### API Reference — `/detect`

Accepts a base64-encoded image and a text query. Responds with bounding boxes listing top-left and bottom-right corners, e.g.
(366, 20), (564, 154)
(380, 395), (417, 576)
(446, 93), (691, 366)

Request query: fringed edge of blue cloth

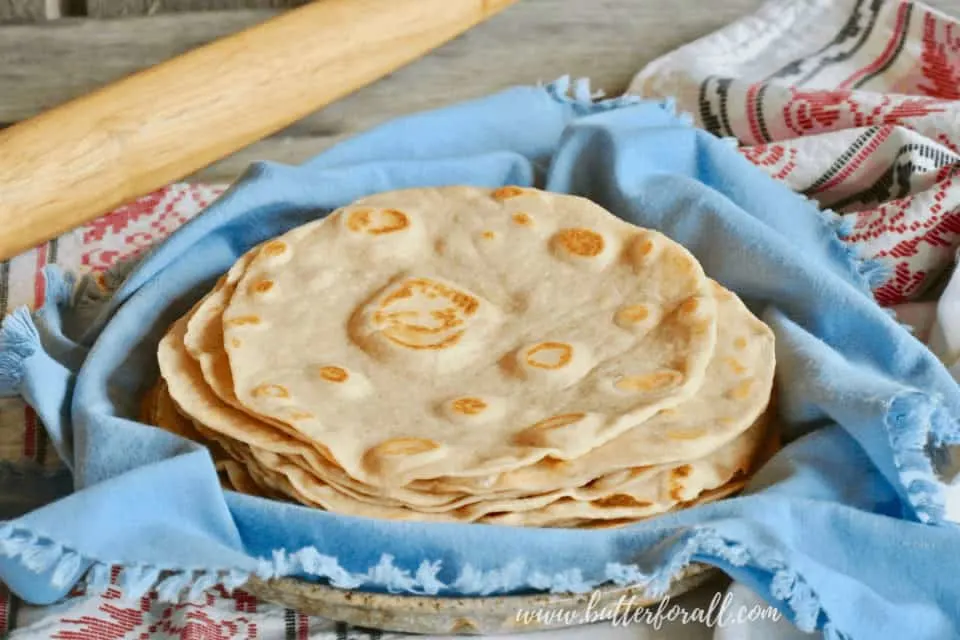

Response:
(543, 76), (659, 119)
(0, 265), (77, 396)
(887, 391), (958, 523)
(817, 207), (891, 290)
(0, 307), (39, 397)
(0, 521), (841, 635)
(818, 207), (912, 334)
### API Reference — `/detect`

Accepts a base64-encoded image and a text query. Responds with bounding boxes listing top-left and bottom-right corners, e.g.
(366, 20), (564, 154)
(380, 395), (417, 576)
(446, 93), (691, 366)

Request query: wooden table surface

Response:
(1, 0), (957, 183)
(0, 0), (776, 182)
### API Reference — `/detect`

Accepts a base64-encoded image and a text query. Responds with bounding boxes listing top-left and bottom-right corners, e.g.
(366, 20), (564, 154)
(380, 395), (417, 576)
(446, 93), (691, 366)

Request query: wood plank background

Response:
(85, 0), (306, 18)
(0, 0), (773, 181)
(2, 0), (958, 182)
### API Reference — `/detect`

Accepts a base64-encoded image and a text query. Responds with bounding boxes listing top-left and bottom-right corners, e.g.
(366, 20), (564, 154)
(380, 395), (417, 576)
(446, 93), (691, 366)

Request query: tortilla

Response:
(221, 186), (719, 485)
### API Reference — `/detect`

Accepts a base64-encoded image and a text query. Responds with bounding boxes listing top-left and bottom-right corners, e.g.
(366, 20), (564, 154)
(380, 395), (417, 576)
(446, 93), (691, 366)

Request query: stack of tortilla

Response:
(141, 186), (776, 528)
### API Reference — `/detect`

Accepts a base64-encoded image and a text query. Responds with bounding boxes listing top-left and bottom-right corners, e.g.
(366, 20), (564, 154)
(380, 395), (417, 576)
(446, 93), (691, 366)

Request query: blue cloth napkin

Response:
(2, 78), (960, 640)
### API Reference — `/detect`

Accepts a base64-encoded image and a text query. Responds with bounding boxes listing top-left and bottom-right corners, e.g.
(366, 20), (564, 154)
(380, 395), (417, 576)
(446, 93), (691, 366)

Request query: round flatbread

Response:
(221, 186), (719, 485)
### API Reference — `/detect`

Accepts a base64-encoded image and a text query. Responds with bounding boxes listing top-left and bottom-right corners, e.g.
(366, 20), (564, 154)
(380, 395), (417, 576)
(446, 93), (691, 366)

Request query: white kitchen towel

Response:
(631, 0), (960, 307)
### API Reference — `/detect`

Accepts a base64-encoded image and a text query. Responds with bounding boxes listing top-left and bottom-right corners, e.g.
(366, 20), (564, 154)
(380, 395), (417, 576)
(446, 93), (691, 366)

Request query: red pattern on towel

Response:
(634, 0), (960, 306)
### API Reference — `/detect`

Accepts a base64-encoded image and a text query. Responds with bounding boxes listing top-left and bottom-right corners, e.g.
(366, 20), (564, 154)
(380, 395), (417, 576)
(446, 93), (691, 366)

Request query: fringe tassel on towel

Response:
(154, 571), (195, 602)
(886, 392), (960, 524)
(546, 76), (641, 115)
(0, 265), (78, 397)
(0, 518), (848, 635)
(544, 76), (696, 129)
(0, 308), (41, 397)
(40, 266), (76, 311)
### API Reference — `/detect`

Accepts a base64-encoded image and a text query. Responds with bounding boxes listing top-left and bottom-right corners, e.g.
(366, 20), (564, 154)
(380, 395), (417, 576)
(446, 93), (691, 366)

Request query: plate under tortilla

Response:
(245, 563), (719, 635)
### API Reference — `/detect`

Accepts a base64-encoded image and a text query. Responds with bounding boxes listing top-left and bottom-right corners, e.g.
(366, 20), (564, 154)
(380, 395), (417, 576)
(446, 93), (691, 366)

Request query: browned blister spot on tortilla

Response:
(725, 358), (748, 375)
(262, 240), (287, 256)
(288, 410), (315, 421)
(482, 231), (496, 240)
(679, 297), (701, 315)
(369, 437), (441, 457)
(512, 212), (533, 226)
(669, 467), (693, 501)
(514, 413), (586, 446)
(615, 370), (684, 392)
(376, 210), (410, 235)
(226, 315), (261, 327)
(593, 494), (654, 509)
(346, 208), (410, 235)
(673, 465), (693, 478)
(616, 304), (650, 326)
(385, 329), (462, 350)
(553, 228), (605, 257)
(251, 383), (290, 399)
(373, 278), (480, 351)
(538, 456), (569, 470)
(533, 413), (585, 431)
(230, 338), (242, 348)
(491, 186), (525, 200)
(728, 379), (755, 400)
(318, 366), (349, 383)
(513, 212), (533, 227)
(251, 280), (274, 294)
(718, 417), (736, 427)
(451, 397), (487, 415)
(524, 342), (573, 370)
(734, 336), (749, 350)
(346, 209), (371, 232)
(628, 465), (654, 480)
(635, 238), (656, 258)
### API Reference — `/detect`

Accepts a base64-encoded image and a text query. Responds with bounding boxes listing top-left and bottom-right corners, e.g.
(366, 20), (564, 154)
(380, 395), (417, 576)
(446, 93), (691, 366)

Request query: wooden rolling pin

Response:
(0, 0), (519, 261)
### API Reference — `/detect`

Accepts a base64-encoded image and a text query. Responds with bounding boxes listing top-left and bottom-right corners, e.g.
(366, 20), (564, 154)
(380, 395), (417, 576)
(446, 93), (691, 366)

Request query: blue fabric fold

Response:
(1, 78), (959, 639)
